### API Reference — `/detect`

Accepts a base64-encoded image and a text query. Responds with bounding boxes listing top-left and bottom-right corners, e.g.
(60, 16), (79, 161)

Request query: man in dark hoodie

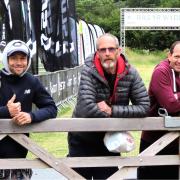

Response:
(67, 33), (150, 179)
(138, 41), (180, 179)
(0, 40), (57, 179)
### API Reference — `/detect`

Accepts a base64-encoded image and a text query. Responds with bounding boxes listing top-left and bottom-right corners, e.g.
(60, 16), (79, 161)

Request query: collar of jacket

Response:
(93, 53), (128, 103)
(93, 53), (126, 80)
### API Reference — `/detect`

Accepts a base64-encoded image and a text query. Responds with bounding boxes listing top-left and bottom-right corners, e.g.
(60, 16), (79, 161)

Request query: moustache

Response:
(104, 58), (113, 61)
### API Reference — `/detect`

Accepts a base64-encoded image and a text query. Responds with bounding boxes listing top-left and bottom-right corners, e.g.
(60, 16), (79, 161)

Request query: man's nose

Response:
(105, 49), (110, 55)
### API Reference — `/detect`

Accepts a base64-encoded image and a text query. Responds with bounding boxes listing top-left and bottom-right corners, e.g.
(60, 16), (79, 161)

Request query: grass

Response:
(27, 107), (73, 159)
(126, 47), (167, 88)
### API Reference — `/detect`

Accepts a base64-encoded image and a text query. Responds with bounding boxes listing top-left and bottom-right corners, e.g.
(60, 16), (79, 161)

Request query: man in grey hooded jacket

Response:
(68, 33), (150, 179)
(0, 40), (57, 179)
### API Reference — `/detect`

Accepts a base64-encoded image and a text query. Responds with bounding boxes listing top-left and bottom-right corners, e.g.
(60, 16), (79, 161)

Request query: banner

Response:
(37, 65), (82, 106)
(0, 0), (104, 73)
(124, 10), (180, 27)
(40, 0), (78, 71)
(0, 0), (78, 72)
(0, 0), (38, 74)
(94, 24), (104, 38)
(80, 20), (92, 61)
(0, 1), (7, 52)
(88, 24), (98, 53)
(77, 21), (84, 65)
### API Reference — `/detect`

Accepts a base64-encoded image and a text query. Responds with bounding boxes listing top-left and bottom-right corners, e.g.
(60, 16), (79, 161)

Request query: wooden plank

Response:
(9, 134), (84, 180)
(0, 155), (179, 169)
(0, 159), (49, 169)
(61, 155), (180, 167)
(109, 132), (180, 179)
(139, 132), (180, 156)
(0, 117), (179, 133)
(0, 134), (7, 140)
(108, 167), (135, 180)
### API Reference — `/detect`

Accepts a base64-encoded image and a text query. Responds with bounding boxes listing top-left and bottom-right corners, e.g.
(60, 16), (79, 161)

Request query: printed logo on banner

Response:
(41, 0), (53, 52)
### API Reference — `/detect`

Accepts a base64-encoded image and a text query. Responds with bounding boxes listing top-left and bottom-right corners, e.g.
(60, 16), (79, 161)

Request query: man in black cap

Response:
(0, 40), (57, 179)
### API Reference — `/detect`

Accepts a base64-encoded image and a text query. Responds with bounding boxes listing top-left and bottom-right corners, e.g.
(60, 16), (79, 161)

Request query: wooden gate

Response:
(0, 117), (179, 179)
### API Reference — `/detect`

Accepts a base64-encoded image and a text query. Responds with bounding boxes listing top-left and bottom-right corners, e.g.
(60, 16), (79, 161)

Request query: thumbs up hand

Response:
(7, 94), (21, 117)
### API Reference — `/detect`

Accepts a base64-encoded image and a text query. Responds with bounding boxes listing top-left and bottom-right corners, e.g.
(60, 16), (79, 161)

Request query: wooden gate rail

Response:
(0, 117), (180, 179)
(0, 155), (179, 168)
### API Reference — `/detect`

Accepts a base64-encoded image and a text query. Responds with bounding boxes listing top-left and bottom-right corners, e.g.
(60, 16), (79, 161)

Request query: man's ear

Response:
(118, 47), (122, 55)
(96, 52), (99, 58)
(168, 52), (172, 61)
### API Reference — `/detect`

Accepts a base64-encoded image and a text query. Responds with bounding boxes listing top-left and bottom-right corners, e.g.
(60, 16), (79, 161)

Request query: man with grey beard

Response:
(67, 33), (150, 179)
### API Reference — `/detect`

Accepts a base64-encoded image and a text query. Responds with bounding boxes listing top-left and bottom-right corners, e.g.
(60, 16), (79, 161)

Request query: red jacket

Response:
(142, 59), (180, 142)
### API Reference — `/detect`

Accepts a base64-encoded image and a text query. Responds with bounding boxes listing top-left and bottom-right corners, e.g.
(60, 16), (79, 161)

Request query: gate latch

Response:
(158, 108), (180, 128)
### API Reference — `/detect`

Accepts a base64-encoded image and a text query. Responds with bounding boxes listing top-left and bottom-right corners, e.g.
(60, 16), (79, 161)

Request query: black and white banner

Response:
(77, 20), (104, 64)
(0, 0), (78, 72)
(0, 0), (37, 74)
(40, 0), (78, 71)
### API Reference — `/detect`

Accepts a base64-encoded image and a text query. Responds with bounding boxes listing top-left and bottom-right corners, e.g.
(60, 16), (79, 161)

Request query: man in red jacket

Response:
(68, 33), (150, 179)
(138, 41), (180, 179)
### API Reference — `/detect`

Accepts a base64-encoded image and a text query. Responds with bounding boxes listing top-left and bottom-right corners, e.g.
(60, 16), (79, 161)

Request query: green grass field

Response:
(27, 108), (73, 159)
(126, 47), (167, 87)
(2, 48), (167, 158)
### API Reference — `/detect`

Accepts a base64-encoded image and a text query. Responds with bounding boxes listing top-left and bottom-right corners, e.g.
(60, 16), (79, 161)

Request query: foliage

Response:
(125, 47), (166, 87)
(76, 0), (120, 38)
(159, 0), (180, 7)
(27, 106), (73, 159)
(124, 0), (161, 7)
(126, 30), (180, 51)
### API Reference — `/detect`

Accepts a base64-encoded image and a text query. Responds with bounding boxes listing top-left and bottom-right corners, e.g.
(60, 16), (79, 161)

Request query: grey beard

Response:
(102, 61), (115, 69)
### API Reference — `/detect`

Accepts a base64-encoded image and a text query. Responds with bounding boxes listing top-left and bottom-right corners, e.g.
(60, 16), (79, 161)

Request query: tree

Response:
(76, 0), (120, 38)
(159, 0), (180, 7)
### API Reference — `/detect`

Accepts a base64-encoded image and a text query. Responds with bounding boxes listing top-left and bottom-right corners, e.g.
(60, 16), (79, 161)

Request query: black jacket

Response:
(0, 71), (57, 158)
(68, 53), (150, 156)
(0, 71), (57, 121)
